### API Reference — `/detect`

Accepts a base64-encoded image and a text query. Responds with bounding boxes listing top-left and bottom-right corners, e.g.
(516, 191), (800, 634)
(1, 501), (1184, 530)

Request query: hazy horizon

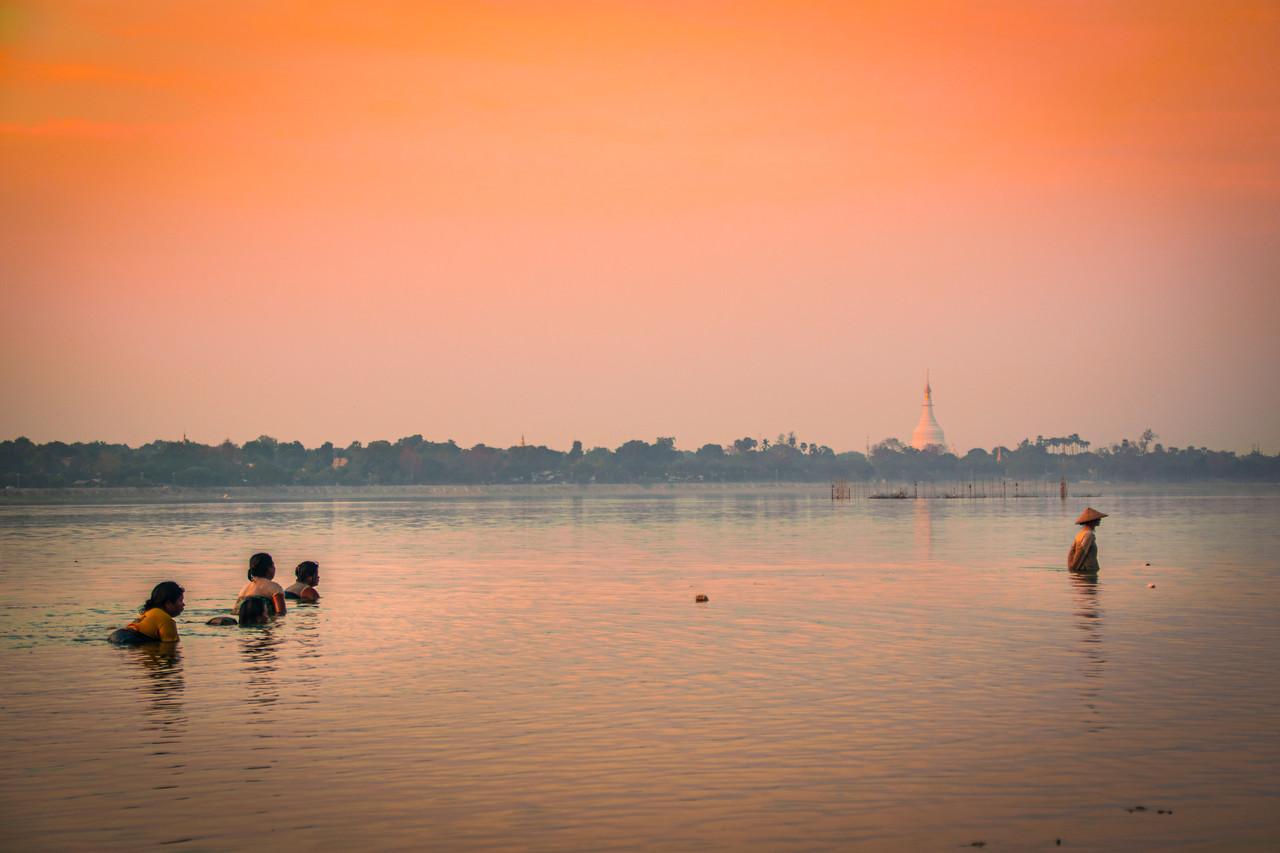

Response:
(0, 410), (1264, 458)
(3, 2), (1278, 454)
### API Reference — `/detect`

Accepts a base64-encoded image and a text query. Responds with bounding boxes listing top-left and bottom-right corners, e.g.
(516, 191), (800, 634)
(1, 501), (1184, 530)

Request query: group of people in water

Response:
(108, 506), (1105, 645)
(108, 552), (320, 645)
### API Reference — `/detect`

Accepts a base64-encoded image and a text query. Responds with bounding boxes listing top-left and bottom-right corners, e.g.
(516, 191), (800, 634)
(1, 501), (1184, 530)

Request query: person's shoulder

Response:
(137, 608), (174, 629)
(266, 580), (285, 594)
(301, 587), (320, 601)
(153, 608), (178, 634)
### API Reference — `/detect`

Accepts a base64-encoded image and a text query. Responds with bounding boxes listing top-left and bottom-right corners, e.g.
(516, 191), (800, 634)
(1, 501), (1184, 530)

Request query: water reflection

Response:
(1069, 573), (1107, 732)
(913, 498), (934, 562)
(123, 644), (187, 738)
(239, 625), (285, 713)
(290, 609), (324, 709)
(5, 490), (1278, 850)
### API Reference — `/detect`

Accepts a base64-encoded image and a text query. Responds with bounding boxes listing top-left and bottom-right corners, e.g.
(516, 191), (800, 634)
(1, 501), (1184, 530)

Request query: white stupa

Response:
(910, 372), (947, 451)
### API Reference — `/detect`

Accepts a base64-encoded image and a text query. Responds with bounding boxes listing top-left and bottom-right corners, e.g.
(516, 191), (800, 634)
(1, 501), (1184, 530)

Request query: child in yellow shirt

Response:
(109, 582), (185, 644)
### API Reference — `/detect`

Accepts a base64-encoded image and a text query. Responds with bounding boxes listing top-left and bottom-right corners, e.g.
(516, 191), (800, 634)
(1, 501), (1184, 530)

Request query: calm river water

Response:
(1, 486), (1277, 850)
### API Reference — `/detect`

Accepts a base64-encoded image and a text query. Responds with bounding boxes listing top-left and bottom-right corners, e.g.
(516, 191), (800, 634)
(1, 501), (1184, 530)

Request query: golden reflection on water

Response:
(0, 489), (1278, 850)
(239, 625), (284, 711)
(1069, 573), (1107, 733)
(125, 643), (186, 738)
(289, 605), (324, 711)
(913, 497), (933, 562)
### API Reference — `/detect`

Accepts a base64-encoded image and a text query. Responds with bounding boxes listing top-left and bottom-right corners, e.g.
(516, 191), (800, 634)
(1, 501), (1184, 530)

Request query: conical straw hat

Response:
(1075, 507), (1108, 524)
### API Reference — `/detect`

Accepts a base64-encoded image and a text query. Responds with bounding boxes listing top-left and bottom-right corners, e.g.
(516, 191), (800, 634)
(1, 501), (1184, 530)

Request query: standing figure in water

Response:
(109, 581), (185, 644)
(235, 552), (287, 617)
(1068, 507), (1108, 573)
(285, 561), (321, 602)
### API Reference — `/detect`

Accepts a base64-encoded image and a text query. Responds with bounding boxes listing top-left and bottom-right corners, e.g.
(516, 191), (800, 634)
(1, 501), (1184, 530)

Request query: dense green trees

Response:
(0, 430), (1275, 488)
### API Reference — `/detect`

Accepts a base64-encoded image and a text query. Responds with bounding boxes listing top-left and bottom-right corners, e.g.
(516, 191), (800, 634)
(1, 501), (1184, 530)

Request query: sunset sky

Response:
(3, 1), (1278, 453)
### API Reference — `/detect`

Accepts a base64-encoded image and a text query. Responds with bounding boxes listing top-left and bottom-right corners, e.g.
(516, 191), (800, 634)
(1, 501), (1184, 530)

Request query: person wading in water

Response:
(1068, 507), (1108, 573)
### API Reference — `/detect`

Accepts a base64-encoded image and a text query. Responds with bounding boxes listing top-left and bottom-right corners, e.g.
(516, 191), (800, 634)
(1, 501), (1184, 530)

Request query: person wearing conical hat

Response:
(1067, 507), (1108, 573)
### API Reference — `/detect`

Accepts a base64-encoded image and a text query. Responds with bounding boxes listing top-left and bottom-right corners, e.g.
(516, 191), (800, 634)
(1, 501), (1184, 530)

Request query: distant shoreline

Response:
(0, 483), (817, 506)
(2, 481), (1277, 506)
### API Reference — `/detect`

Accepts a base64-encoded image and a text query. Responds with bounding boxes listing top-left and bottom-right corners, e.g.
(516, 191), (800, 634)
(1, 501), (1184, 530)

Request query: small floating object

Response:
(1147, 583), (1156, 589)
(695, 594), (709, 603)
(206, 615), (238, 626)
(1056, 840), (1061, 846)
(969, 843), (986, 849)
(1145, 562), (1151, 566)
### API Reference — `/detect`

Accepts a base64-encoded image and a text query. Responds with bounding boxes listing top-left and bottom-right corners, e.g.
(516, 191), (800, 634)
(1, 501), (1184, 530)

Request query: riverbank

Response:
(0, 482), (831, 506)
(2, 480), (1277, 506)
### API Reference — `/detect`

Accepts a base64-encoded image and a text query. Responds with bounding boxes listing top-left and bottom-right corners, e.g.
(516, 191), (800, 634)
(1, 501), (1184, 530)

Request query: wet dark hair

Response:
(141, 581), (184, 613)
(237, 596), (271, 625)
(295, 561), (319, 583)
(247, 552), (275, 580)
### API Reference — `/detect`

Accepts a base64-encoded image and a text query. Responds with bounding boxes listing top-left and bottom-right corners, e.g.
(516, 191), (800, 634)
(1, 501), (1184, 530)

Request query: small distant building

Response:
(911, 372), (947, 451)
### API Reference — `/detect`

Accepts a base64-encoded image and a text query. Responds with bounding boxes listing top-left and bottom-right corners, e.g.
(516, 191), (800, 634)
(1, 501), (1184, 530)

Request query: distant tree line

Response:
(1, 429), (1276, 488)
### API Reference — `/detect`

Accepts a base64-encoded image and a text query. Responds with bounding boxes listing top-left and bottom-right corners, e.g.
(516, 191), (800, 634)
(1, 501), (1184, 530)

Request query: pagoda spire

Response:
(911, 370), (947, 451)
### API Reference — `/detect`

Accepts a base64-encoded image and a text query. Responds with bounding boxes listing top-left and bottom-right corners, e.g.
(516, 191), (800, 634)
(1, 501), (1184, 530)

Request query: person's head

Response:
(1084, 519), (1101, 529)
(237, 596), (271, 625)
(295, 561), (320, 586)
(247, 552), (275, 581)
(142, 581), (185, 616)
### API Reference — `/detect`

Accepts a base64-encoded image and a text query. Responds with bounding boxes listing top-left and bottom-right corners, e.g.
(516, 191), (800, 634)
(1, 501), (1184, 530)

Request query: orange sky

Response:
(3, 1), (1279, 452)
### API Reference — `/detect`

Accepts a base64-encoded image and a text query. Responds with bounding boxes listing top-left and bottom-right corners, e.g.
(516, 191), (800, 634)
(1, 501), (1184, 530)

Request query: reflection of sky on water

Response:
(240, 624), (284, 713)
(289, 605), (324, 712)
(1069, 572), (1107, 733)
(125, 643), (186, 739)
(913, 498), (933, 563)
(0, 488), (1277, 849)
